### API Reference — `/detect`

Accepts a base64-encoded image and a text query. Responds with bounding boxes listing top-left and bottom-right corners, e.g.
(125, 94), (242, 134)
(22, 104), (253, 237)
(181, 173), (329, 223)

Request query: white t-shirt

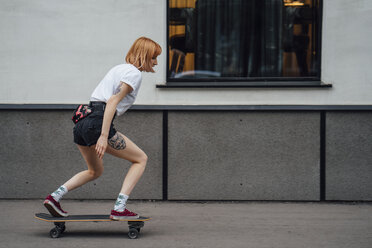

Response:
(90, 64), (142, 116)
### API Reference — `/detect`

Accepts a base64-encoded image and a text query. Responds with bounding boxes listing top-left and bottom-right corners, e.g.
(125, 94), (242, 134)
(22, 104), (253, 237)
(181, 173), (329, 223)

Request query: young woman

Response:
(44, 37), (161, 220)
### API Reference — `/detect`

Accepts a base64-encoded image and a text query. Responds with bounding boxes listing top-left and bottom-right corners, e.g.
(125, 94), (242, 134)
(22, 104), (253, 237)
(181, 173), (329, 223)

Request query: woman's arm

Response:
(95, 82), (133, 159)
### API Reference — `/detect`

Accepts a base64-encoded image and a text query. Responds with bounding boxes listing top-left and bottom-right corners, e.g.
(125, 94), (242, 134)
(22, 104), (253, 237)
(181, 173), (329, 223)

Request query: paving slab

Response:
(0, 200), (371, 248)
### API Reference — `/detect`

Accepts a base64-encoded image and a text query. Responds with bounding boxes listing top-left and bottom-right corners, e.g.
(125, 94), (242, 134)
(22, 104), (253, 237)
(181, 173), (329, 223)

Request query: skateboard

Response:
(34, 213), (151, 239)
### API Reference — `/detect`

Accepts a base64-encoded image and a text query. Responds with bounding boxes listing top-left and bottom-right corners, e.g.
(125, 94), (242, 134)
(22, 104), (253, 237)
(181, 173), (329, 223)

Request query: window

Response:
(166, 0), (325, 87)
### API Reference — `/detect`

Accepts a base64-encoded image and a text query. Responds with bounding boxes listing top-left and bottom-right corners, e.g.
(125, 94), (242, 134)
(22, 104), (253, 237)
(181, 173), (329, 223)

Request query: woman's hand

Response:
(95, 135), (108, 159)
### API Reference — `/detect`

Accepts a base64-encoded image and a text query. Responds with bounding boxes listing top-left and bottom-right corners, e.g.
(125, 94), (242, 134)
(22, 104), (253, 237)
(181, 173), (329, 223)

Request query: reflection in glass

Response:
(168, 0), (320, 80)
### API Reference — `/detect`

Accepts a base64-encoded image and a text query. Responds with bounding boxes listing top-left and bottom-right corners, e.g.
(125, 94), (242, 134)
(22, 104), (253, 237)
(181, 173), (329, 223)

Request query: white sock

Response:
(51, 185), (68, 202)
(114, 193), (129, 212)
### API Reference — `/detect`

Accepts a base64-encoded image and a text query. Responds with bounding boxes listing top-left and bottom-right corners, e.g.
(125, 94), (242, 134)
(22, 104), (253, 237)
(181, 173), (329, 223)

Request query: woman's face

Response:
(151, 56), (158, 68)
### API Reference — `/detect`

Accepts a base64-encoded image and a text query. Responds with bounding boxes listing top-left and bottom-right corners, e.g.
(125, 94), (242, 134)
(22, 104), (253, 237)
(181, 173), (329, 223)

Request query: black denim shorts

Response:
(73, 102), (117, 146)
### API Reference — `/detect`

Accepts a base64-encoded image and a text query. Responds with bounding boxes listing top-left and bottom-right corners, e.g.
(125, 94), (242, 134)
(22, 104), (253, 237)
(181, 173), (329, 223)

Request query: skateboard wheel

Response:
(50, 227), (61, 238)
(128, 228), (139, 239)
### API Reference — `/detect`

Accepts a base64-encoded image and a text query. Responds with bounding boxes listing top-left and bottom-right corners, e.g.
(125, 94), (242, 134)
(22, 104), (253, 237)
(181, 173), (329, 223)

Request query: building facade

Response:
(0, 0), (371, 201)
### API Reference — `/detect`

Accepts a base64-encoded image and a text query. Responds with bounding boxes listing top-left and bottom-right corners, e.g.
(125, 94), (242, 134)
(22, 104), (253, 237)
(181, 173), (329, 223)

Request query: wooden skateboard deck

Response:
(35, 213), (150, 239)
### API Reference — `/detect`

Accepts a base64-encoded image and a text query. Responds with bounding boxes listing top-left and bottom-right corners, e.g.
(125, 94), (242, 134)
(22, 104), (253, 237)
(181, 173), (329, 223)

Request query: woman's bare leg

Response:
(105, 132), (148, 196)
(63, 145), (104, 191)
(44, 145), (104, 217)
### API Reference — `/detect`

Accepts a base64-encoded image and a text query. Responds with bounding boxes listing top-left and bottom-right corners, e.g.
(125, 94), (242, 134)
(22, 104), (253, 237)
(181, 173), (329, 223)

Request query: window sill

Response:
(156, 81), (332, 88)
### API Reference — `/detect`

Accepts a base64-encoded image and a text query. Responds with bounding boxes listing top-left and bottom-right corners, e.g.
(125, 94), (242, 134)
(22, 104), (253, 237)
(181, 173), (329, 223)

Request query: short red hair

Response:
(125, 37), (162, 72)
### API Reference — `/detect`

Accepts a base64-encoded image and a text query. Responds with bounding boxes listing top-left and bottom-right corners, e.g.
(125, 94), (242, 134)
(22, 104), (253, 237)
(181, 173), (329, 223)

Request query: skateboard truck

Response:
(50, 222), (66, 238)
(128, 221), (145, 239)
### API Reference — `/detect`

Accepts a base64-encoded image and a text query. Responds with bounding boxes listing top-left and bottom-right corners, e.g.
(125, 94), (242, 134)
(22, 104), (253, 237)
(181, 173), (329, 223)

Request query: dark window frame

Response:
(160, 0), (330, 88)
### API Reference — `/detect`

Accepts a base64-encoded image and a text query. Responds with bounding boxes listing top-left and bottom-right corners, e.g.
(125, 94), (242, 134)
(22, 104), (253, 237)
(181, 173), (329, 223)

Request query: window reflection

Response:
(168, 0), (320, 80)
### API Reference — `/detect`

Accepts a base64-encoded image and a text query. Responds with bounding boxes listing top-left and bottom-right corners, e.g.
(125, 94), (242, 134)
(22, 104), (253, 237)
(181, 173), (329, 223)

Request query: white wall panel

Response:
(0, 0), (371, 105)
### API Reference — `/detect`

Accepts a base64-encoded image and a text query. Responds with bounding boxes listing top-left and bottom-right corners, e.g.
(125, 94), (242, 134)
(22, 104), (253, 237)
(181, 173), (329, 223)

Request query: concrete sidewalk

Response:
(0, 200), (371, 248)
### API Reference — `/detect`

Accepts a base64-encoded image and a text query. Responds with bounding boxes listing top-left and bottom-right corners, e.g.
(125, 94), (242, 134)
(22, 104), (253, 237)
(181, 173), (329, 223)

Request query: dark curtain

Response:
(195, 0), (283, 77)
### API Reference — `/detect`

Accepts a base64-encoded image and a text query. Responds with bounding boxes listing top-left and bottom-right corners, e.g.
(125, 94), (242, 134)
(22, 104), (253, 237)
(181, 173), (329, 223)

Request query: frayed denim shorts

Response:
(73, 102), (117, 146)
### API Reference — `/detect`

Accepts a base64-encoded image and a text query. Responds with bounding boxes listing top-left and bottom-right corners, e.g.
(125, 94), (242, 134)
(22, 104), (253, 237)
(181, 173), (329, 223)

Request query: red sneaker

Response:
(110, 209), (139, 220)
(43, 195), (68, 217)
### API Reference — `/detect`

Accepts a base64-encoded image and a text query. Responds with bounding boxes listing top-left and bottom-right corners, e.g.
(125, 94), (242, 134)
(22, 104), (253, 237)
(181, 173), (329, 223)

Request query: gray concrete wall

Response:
(0, 110), (163, 200)
(1, 110), (372, 201)
(168, 111), (320, 200)
(326, 112), (372, 200)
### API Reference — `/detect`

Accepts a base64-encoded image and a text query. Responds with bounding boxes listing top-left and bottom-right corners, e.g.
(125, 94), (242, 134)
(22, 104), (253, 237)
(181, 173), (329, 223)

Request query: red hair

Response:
(125, 37), (162, 72)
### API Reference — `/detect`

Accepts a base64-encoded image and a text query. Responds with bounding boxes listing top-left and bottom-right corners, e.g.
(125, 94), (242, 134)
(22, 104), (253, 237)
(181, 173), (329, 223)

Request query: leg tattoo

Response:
(108, 132), (126, 150)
